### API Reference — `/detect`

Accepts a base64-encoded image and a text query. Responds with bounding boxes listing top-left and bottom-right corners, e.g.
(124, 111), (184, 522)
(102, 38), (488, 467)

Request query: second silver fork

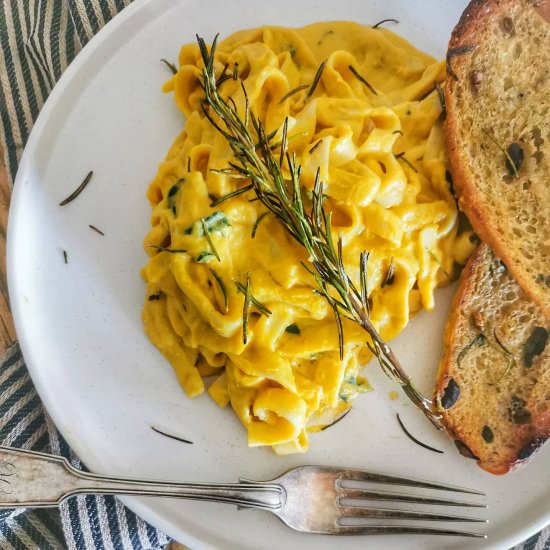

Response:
(0, 445), (487, 538)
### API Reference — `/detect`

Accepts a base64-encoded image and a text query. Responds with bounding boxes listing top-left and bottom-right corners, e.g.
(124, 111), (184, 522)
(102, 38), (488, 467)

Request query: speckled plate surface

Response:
(7, 0), (549, 548)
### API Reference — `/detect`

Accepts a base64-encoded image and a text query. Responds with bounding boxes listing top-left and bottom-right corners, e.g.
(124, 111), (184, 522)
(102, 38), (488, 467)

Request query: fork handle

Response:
(0, 446), (282, 510)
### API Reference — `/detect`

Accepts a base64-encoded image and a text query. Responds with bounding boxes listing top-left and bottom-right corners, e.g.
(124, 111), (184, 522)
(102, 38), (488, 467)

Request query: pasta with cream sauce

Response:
(141, 22), (474, 454)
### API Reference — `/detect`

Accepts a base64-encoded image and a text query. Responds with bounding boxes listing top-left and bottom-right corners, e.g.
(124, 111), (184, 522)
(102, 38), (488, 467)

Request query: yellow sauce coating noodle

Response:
(142, 22), (474, 454)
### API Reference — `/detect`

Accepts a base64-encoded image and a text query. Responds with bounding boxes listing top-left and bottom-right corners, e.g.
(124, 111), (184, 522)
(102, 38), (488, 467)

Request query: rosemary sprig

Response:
(196, 34), (444, 429)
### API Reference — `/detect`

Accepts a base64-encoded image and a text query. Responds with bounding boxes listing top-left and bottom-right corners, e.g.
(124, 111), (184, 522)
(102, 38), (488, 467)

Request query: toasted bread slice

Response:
(436, 244), (550, 475)
(445, 0), (550, 315)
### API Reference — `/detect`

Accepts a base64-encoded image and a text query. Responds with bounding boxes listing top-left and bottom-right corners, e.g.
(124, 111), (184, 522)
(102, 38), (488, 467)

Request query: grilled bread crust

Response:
(445, 0), (550, 315)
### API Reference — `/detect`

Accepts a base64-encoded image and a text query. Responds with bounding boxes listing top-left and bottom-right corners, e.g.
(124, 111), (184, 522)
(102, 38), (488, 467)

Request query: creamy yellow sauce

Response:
(141, 22), (474, 454)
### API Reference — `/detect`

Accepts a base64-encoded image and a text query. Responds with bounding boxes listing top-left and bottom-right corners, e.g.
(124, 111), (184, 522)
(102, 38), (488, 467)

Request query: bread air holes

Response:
(512, 227), (523, 239)
(503, 76), (514, 92)
(520, 247), (534, 260)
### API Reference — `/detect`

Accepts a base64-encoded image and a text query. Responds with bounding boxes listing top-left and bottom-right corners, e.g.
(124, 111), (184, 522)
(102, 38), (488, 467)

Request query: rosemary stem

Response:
(347, 292), (444, 429)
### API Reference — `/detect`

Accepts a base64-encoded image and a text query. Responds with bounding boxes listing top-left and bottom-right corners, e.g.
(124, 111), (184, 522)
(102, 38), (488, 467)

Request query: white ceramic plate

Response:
(7, 0), (550, 548)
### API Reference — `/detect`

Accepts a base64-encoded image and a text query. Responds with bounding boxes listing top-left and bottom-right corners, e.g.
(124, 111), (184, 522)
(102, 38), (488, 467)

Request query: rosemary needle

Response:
(396, 414), (443, 454)
(348, 65), (378, 95)
(151, 426), (193, 445)
(88, 224), (104, 236)
(59, 171), (93, 206)
(201, 218), (221, 261)
(160, 59), (177, 75)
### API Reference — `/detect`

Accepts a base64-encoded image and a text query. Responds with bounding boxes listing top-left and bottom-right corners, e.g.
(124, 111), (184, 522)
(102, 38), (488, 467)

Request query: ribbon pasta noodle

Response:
(142, 22), (474, 454)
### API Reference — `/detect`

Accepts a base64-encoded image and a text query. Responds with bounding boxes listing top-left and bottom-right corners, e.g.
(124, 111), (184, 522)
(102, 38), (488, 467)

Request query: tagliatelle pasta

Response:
(141, 21), (474, 454)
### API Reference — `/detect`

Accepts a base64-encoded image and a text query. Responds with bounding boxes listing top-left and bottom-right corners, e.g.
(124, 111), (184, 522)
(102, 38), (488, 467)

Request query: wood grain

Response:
(0, 145), (17, 355)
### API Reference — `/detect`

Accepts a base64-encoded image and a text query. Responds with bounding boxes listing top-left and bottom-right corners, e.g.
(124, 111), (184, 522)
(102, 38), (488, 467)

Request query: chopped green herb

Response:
(195, 251), (214, 263)
(184, 211), (231, 235)
(63, 250), (68, 264)
(167, 178), (184, 215)
(285, 324), (301, 335)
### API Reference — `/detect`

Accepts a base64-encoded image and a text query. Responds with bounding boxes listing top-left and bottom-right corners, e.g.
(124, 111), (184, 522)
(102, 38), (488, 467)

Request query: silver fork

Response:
(0, 445), (487, 538)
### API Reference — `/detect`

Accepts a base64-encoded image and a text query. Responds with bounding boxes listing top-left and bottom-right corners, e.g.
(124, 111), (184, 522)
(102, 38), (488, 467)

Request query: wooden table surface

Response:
(0, 143), (188, 548)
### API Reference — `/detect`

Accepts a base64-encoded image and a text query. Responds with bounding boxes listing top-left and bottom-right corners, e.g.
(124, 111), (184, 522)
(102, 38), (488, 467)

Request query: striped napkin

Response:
(0, 1), (548, 549)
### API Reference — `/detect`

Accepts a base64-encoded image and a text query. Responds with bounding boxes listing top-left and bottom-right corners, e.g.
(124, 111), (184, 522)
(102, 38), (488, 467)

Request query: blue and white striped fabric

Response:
(0, 344), (171, 549)
(0, 1), (548, 549)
